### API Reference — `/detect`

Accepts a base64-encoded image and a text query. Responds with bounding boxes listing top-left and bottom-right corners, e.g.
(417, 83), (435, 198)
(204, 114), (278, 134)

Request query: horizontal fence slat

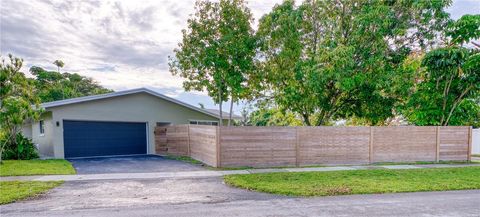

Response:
(155, 125), (471, 168)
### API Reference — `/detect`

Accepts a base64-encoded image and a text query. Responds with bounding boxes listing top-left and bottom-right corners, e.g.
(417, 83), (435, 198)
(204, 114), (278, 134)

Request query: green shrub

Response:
(2, 133), (39, 160)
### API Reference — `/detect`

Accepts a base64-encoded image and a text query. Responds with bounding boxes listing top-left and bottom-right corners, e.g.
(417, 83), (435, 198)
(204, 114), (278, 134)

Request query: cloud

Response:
(0, 0), (475, 112)
(446, 0), (480, 19)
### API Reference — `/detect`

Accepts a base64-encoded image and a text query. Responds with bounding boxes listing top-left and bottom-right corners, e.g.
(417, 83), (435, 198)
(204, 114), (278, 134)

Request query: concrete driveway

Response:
(69, 155), (206, 174)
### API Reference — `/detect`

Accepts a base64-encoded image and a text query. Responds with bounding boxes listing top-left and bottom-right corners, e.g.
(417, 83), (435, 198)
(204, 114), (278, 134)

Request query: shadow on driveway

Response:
(68, 155), (206, 174)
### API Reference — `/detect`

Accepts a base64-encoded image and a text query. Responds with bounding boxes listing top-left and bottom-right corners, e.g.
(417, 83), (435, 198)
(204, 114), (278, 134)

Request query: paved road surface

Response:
(1, 177), (479, 217)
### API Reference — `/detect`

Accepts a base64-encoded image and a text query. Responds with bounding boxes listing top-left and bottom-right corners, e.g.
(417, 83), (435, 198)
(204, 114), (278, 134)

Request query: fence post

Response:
(436, 126), (440, 162)
(187, 125), (191, 156)
(295, 127), (300, 167)
(216, 126), (221, 168)
(468, 126), (473, 162)
(369, 126), (373, 164)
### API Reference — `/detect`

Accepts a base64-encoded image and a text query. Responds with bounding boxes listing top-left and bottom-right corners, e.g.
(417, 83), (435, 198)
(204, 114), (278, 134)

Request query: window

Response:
(189, 120), (218, 126)
(156, 122), (171, 127)
(39, 120), (45, 135)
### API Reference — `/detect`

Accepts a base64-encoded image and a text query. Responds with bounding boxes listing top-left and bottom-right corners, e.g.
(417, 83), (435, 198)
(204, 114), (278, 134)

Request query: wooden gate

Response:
(154, 127), (168, 154)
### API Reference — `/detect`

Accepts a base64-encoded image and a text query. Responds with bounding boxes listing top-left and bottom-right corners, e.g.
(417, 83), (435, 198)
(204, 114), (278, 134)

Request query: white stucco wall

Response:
(473, 129), (480, 155)
(31, 112), (55, 157)
(34, 92), (218, 158)
(21, 123), (33, 139)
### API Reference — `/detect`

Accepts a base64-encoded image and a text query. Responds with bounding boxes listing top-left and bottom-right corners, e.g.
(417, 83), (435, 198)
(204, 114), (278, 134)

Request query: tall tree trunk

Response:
(228, 95), (234, 126)
(0, 147), (3, 163)
(302, 113), (311, 126)
(316, 118), (325, 126)
(0, 141), (5, 163)
(444, 85), (473, 126)
(58, 67), (65, 100)
(218, 84), (223, 126)
(440, 74), (454, 125)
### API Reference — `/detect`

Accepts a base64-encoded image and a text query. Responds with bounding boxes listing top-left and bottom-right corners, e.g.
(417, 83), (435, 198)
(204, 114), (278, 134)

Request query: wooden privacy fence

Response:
(155, 125), (218, 166)
(155, 125), (473, 168)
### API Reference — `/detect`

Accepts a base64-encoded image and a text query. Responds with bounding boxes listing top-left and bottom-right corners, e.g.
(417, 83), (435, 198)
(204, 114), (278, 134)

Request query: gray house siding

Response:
(31, 112), (55, 157)
(35, 92), (218, 158)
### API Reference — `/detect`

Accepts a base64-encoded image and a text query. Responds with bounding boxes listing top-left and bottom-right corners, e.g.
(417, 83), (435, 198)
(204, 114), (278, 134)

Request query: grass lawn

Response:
(0, 181), (63, 204)
(164, 155), (253, 170)
(371, 160), (480, 165)
(224, 166), (480, 197)
(0, 160), (76, 176)
(164, 155), (204, 165)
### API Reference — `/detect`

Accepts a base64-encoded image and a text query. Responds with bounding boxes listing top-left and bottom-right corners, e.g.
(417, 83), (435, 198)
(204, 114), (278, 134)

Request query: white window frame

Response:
(39, 120), (45, 136)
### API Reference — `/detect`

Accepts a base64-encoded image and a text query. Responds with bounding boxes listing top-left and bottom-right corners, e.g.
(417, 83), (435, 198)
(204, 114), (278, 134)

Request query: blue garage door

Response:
(63, 120), (147, 158)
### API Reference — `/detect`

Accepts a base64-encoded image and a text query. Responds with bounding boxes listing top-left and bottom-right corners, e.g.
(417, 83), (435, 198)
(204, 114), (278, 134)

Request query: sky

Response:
(1, 0), (479, 113)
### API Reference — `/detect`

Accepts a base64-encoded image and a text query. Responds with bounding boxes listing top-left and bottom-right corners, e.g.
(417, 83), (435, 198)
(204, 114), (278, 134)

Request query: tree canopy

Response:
(169, 0), (256, 125)
(401, 14), (480, 127)
(29, 66), (112, 103)
(0, 55), (41, 162)
(171, 0), (478, 127)
(254, 0), (452, 126)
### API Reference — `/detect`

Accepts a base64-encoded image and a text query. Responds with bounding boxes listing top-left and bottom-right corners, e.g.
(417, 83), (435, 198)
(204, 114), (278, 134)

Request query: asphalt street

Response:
(1, 177), (479, 217)
(2, 156), (479, 217)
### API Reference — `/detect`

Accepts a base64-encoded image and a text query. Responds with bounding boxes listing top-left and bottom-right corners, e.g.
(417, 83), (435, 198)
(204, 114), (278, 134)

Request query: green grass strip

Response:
(224, 166), (480, 196)
(0, 160), (76, 176)
(0, 181), (63, 204)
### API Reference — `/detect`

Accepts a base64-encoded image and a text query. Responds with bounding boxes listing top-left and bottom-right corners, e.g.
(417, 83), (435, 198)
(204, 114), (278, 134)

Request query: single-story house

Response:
(22, 88), (240, 159)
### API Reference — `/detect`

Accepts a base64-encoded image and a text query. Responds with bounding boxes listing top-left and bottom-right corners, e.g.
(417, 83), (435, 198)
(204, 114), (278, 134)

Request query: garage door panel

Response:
(64, 120), (147, 158)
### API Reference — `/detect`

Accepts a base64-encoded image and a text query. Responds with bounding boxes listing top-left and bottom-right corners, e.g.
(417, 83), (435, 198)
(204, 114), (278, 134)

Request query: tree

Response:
(403, 48), (479, 126)
(401, 15), (480, 126)
(256, 0), (451, 126)
(238, 101), (303, 126)
(0, 54), (41, 163)
(247, 104), (303, 126)
(447, 14), (480, 47)
(29, 66), (112, 103)
(52, 60), (64, 73)
(169, 0), (256, 126)
(255, 1), (314, 125)
(52, 60), (65, 99)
